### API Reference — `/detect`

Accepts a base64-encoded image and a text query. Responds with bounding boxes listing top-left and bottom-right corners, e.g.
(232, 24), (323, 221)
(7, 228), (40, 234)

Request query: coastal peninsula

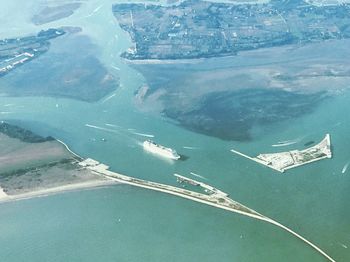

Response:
(0, 29), (65, 77)
(0, 29), (119, 102)
(0, 122), (115, 201)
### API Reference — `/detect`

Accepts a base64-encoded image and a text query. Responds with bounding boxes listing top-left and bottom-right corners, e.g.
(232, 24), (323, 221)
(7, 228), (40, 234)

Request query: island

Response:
(113, 0), (350, 60)
(231, 134), (332, 172)
(0, 29), (65, 77)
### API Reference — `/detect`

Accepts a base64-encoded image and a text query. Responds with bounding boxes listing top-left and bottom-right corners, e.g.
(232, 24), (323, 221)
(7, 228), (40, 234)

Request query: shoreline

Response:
(0, 179), (118, 204)
(0, 186), (8, 200)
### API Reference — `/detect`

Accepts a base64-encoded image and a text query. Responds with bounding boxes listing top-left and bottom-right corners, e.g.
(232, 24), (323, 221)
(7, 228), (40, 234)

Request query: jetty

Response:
(79, 158), (336, 262)
(231, 134), (332, 173)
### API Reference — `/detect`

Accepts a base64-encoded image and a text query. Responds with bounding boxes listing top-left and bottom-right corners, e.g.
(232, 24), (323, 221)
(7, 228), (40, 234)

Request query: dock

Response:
(174, 173), (228, 197)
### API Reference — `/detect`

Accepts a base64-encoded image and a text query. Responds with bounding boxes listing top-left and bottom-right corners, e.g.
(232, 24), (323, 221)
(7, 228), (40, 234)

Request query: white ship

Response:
(143, 140), (180, 160)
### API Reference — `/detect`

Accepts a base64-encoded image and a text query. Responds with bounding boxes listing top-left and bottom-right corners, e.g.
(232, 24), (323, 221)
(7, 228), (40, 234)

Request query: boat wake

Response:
(105, 123), (119, 128)
(85, 4), (104, 17)
(339, 243), (348, 249)
(86, 123), (143, 146)
(272, 138), (301, 147)
(93, 4), (103, 13)
(342, 162), (349, 174)
(183, 146), (198, 150)
(85, 124), (119, 134)
(101, 93), (116, 103)
(131, 132), (155, 138)
(111, 65), (120, 71)
(190, 172), (207, 180)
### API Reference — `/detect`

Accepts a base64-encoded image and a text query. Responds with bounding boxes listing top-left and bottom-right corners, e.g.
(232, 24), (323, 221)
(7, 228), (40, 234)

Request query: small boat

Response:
(342, 162), (349, 174)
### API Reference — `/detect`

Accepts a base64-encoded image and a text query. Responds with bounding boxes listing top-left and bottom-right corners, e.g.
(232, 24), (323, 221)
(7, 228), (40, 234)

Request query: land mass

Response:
(0, 29), (119, 102)
(0, 123), (336, 262)
(0, 28), (65, 77)
(113, 0), (350, 60)
(231, 134), (332, 172)
(0, 122), (54, 143)
(114, 0), (349, 141)
(0, 122), (114, 198)
(32, 2), (81, 25)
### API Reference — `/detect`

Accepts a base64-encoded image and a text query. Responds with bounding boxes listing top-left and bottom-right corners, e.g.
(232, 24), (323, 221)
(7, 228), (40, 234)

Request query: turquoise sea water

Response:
(0, 1), (349, 261)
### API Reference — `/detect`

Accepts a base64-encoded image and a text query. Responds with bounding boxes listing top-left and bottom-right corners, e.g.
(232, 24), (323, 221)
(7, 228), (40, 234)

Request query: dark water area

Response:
(304, 141), (315, 147)
(131, 40), (350, 141)
(0, 34), (118, 102)
(164, 89), (326, 141)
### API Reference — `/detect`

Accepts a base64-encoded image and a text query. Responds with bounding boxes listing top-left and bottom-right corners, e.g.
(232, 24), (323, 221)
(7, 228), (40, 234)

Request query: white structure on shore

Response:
(231, 134), (332, 173)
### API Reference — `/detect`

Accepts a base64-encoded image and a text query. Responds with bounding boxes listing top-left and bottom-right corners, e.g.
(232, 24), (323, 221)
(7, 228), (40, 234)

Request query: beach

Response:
(0, 179), (118, 204)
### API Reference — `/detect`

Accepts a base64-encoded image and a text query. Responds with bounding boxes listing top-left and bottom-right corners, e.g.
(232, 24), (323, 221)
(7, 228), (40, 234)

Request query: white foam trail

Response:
(105, 123), (119, 128)
(0, 111), (13, 114)
(339, 243), (348, 249)
(342, 162), (349, 174)
(86, 124), (141, 145)
(183, 146), (198, 150)
(111, 65), (120, 71)
(127, 128), (136, 131)
(131, 132), (154, 138)
(85, 4), (104, 17)
(272, 137), (304, 147)
(278, 139), (294, 143)
(93, 5), (103, 13)
(101, 93), (116, 103)
(3, 104), (14, 107)
(85, 124), (119, 134)
(190, 172), (207, 180)
(272, 141), (298, 147)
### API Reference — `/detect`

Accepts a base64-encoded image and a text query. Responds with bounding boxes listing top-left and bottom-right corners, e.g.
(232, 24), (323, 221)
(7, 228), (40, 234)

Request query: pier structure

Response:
(231, 134), (332, 173)
(174, 173), (228, 197)
(79, 158), (336, 262)
(0, 52), (35, 75)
